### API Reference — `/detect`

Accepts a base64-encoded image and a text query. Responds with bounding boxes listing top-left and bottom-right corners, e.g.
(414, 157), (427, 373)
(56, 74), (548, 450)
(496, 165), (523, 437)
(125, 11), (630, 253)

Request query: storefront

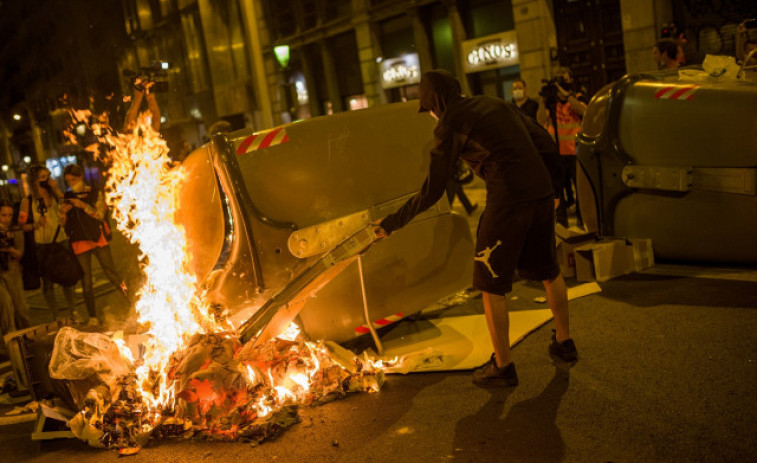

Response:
(379, 53), (421, 103)
(462, 30), (521, 100)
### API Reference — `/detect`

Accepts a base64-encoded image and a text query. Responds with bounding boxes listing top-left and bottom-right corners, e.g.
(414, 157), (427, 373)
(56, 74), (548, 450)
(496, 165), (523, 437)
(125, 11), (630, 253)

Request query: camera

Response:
(123, 60), (170, 93)
(539, 76), (568, 100)
(0, 231), (17, 271)
(37, 202), (48, 216)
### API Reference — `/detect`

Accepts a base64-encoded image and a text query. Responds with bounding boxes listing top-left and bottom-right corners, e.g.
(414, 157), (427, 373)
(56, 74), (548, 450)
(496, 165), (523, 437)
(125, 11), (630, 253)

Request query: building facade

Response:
(2, 0), (754, 193)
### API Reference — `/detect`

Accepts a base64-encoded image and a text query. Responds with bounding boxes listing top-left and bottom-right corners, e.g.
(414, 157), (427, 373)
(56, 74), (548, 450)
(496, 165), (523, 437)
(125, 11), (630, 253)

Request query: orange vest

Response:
(546, 100), (582, 155)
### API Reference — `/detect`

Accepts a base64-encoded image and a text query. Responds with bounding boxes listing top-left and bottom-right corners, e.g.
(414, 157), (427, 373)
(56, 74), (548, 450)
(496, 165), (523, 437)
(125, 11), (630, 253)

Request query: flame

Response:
(86, 111), (228, 411)
(64, 109), (386, 448)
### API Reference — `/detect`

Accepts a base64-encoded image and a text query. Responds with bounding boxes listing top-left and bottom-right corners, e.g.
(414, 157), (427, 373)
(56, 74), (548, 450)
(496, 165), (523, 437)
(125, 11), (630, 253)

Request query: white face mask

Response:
(512, 89), (525, 100)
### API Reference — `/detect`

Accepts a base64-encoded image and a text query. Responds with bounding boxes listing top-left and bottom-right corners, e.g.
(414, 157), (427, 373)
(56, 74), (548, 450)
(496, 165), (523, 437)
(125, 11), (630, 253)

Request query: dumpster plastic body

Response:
(577, 69), (757, 263)
(176, 102), (474, 343)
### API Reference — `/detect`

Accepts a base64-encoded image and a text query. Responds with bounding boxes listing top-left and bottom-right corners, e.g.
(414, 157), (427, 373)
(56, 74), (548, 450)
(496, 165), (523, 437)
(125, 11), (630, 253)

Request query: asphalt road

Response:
(2, 183), (756, 462)
(2, 263), (756, 462)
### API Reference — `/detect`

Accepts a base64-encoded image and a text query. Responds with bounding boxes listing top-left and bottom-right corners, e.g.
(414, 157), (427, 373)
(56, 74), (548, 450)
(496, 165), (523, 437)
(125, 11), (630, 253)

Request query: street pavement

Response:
(2, 181), (756, 462)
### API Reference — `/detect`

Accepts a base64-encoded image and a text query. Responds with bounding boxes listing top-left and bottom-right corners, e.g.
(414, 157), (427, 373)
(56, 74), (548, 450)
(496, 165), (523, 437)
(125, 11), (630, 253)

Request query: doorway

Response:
(553, 0), (626, 96)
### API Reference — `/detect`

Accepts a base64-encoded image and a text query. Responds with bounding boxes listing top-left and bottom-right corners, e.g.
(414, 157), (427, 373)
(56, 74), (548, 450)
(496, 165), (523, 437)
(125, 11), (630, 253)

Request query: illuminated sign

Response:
(380, 54), (420, 89)
(461, 30), (519, 73)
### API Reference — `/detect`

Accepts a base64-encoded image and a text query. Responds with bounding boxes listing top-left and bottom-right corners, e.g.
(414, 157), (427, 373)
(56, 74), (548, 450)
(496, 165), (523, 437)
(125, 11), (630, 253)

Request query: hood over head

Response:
(418, 69), (463, 116)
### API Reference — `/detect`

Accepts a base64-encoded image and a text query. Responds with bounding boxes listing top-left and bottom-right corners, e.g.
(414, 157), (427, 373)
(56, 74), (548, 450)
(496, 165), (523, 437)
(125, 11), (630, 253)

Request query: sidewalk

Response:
(24, 232), (141, 327)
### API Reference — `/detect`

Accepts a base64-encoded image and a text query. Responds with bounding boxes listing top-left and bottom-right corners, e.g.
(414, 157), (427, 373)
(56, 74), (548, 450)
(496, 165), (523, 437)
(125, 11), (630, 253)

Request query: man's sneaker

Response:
(549, 329), (578, 362)
(473, 354), (518, 387)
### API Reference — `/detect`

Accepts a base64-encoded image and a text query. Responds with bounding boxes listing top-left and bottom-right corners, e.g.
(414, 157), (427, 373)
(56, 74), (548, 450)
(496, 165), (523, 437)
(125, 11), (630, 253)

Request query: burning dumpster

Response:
(177, 101), (474, 342)
(577, 70), (757, 263)
(35, 101), (473, 450)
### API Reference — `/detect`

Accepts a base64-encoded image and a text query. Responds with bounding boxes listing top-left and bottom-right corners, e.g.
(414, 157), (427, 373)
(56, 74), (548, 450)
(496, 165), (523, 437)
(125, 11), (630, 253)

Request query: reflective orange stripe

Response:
(555, 101), (581, 155)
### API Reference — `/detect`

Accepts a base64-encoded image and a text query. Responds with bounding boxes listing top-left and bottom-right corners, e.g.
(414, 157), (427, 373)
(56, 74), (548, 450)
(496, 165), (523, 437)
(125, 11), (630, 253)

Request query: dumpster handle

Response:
(737, 48), (757, 79)
(357, 254), (383, 355)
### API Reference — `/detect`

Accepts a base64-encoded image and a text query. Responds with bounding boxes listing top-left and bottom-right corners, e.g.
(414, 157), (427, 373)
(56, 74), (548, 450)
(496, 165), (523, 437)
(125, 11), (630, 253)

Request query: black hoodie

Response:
(381, 70), (556, 234)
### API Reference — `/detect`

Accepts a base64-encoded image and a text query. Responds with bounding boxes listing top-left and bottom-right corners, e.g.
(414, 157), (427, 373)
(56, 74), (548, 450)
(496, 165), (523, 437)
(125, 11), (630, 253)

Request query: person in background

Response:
(445, 160), (478, 216)
(0, 199), (29, 339)
(537, 67), (588, 228)
(375, 70), (577, 388)
(59, 164), (128, 325)
(512, 79), (538, 120)
(660, 22), (687, 67)
(653, 39), (680, 71)
(18, 166), (79, 321)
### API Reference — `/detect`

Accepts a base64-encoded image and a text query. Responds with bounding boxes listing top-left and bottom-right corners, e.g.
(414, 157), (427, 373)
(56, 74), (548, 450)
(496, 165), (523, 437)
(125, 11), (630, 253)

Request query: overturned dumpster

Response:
(178, 100), (474, 341)
(577, 69), (757, 263)
(36, 101), (473, 450)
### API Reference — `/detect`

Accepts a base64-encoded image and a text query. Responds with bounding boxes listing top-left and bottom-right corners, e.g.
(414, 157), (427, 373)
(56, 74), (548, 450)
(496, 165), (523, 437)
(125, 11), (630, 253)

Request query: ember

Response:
(53, 111), (386, 450)
(63, 332), (383, 449)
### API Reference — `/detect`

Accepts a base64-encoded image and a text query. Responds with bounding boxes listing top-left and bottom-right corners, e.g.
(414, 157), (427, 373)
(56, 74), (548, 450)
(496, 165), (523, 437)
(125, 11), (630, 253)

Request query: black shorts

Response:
(472, 197), (560, 295)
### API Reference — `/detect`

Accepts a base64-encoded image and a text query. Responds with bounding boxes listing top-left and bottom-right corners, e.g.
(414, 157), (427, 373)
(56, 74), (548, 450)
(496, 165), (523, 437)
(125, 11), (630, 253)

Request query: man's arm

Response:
(556, 83), (587, 117)
(146, 91), (161, 132)
(536, 98), (550, 126)
(380, 124), (461, 234)
(123, 89), (144, 131)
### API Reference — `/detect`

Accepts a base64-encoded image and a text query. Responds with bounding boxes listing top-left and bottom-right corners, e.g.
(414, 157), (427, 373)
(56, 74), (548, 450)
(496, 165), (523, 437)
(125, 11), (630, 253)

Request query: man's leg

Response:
(543, 273), (570, 342)
(482, 291), (511, 367)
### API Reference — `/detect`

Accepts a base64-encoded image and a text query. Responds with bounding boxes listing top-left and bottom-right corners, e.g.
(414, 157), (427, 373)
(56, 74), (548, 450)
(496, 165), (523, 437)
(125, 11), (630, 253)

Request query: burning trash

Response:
(51, 111), (386, 451)
(54, 328), (384, 450)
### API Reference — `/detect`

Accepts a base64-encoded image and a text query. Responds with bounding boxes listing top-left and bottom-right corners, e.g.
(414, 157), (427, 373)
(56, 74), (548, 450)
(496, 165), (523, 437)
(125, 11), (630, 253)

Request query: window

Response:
(181, 8), (210, 92)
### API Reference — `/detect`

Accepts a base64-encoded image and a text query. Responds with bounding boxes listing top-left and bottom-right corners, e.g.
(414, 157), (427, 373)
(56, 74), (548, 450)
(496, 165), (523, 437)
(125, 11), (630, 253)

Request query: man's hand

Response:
(371, 220), (389, 240)
(59, 202), (73, 214)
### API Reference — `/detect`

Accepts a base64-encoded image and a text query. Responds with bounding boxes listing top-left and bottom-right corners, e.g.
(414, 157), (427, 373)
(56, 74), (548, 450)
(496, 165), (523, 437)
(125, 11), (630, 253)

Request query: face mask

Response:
(512, 89), (524, 100)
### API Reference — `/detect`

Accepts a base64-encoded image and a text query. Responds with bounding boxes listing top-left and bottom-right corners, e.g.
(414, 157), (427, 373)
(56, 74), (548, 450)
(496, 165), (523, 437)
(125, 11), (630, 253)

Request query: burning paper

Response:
(56, 111), (386, 451)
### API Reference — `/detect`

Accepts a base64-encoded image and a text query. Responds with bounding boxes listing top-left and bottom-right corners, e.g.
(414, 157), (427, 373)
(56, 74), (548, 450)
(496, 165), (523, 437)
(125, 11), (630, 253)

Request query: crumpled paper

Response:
(679, 54), (743, 82)
(49, 327), (133, 383)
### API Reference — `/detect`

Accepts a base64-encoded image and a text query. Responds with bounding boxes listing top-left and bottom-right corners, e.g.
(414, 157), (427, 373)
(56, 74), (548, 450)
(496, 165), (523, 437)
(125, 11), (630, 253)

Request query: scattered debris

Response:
(56, 330), (385, 450)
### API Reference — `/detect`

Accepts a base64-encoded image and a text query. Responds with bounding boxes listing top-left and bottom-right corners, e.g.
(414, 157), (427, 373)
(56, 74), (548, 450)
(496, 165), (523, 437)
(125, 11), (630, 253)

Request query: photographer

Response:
(123, 77), (161, 133)
(18, 166), (79, 321)
(653, 39), (680, 71)
(0, 199), (29, 339)
(536, 67), (588, 227)
(59, 164), (128, 325)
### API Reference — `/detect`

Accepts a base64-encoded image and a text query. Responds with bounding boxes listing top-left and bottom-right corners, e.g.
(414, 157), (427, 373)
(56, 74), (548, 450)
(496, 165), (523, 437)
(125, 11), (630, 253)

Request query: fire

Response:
(96, 113), (227, 412)
(59, 110), (387, 451)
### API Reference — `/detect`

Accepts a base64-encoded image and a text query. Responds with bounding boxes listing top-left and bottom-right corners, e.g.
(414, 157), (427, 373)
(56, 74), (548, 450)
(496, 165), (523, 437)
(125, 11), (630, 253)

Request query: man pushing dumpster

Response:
(374, 69), (578, 387)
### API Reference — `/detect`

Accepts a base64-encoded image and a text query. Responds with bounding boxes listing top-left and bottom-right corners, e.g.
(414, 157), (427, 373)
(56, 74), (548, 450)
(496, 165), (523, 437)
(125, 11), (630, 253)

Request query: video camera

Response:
(123, 60), (170, 93)
(539, 76), (569, 100)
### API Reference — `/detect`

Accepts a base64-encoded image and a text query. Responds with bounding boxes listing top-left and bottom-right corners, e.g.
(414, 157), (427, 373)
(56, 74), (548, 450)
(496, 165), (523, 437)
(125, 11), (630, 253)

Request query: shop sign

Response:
(380, 54), (420, 89)
(462, 30), (519, 73)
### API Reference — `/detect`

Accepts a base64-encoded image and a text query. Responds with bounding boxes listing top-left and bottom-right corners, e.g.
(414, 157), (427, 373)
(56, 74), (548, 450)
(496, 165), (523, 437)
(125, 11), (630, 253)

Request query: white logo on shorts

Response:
(475, 240), (502, 279)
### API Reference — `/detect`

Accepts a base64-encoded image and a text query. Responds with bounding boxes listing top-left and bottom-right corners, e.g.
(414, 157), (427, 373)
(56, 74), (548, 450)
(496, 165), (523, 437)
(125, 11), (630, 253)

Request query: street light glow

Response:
(274, 45), (290, 69)
(23, 156), (31, 163)
(13, 114), (21, 121)
(1, 165), (8, 172)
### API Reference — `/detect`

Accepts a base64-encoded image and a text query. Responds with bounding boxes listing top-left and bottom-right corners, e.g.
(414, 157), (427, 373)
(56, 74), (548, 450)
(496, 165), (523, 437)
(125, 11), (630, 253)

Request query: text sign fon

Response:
(380, 54), (420, 89)
(462, 30), (519, 73)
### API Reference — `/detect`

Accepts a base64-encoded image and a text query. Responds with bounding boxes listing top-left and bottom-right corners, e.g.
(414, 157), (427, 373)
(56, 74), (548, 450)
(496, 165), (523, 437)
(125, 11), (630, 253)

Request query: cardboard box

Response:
(555, 224), (596, 279)
(575, 239), (634, 282)
(626, 238), (654, 271)
(557, 240), (579, 278)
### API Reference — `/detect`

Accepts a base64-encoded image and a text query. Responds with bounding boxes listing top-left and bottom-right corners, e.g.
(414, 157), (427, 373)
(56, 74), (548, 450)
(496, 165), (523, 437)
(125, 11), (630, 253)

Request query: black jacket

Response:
(381, 70), (557, 234)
